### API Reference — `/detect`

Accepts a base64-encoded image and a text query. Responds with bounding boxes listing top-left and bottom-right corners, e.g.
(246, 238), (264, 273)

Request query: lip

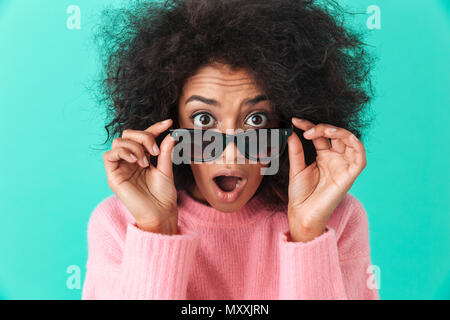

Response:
(212, 169), (247, 179)
(211, 169), (248, 203)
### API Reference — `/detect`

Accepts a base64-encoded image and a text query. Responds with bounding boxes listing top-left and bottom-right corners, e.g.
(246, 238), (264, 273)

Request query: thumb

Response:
(288, 131), (306, 179)
(156, 132), (176, 179)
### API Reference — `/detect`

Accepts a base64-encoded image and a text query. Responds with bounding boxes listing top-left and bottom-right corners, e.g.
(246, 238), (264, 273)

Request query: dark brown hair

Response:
(94, 0), (375, 208)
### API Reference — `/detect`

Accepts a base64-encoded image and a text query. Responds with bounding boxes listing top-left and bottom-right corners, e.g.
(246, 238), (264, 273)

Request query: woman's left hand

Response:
(286, 117), (367, 242)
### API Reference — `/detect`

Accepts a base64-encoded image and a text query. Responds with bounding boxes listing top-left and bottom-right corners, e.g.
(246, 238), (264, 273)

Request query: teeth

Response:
(235, 178), (242, 190)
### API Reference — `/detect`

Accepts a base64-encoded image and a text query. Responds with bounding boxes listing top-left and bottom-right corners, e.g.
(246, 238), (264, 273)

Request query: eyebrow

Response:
(185, 94), (268, 107)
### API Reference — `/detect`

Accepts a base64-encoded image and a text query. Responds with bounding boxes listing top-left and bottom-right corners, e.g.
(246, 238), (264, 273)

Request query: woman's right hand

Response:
(103, 119), (178, 234)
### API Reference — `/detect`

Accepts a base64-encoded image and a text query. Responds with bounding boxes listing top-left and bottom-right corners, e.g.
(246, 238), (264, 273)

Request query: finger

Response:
(346, 134), (366, 168)
(156, 132), (177, 179)
(144, 118), (173, 137)
(321, 126), (365, 154)
(103, 147), (138, 173)
(112, 137), (148, 167)
(122, 129), (160, 157)
(321, 126), (367, 167)
(292, 117), (331, 151)
(331, 138), (346, 154)
(287, 131), (306, 178)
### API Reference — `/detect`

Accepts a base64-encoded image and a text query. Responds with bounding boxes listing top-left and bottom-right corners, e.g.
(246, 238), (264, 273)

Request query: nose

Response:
(221, 139), (238, 164)
(216, 132), (247, 164)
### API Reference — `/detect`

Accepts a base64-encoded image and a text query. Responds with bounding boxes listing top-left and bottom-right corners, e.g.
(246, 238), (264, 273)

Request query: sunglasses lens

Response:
(242, 129), (284, 161)
(191, 130), (222, 161)
(172, 128), (290, 163)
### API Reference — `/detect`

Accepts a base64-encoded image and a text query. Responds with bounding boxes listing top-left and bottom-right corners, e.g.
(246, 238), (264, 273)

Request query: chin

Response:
(206, 192), (250, 212)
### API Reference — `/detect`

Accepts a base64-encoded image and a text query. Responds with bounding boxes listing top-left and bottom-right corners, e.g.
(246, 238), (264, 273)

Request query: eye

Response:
(245, 112), (268, 127)
(191, 112), (215, 128)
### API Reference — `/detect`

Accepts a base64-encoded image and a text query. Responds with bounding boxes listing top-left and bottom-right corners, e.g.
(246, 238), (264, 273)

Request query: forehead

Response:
(181, 63), (261, 97)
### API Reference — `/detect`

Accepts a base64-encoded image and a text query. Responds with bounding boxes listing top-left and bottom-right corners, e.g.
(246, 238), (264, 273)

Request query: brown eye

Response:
(192, 112), (215, 127)
(246, 112), (268, 127)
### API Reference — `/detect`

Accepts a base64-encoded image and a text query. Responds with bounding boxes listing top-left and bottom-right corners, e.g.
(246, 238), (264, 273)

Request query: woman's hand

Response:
(103, 119), (178, 234)
(286, 117), (367, 242)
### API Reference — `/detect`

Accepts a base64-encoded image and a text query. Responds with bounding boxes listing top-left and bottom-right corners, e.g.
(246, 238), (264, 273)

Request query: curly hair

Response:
(93, 0), (375, 208)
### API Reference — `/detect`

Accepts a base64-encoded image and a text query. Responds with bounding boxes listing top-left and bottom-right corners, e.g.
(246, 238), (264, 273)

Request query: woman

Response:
(82, 0), (378, 299)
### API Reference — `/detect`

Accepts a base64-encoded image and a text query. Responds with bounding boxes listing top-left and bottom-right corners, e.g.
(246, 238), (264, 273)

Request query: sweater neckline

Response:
(177, 189), (273, 227)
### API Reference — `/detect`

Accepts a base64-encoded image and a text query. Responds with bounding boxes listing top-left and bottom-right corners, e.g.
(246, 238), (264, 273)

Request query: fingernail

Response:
(304, 128), (315, 136)
(153, 144), (160, 155)
(143, 156), (149, 166)
(351, 134), (359, 142)
(130, 153), (137, 161)
(326, 127), (337, 133)
(163, 119), (171, 124)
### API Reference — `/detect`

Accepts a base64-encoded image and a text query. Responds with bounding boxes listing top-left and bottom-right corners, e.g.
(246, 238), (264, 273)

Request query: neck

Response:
(177, 188), (274, 227)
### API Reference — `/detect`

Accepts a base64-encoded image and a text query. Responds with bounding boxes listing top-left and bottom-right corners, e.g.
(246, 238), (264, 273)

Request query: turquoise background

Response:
(0, 0), (449, 299)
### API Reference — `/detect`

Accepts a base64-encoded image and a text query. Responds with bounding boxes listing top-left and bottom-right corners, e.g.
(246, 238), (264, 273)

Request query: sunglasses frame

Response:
(170, 127), (293, 163)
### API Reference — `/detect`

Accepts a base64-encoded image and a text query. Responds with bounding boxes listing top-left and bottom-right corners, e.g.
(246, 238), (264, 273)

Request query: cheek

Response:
(246, 165), (264, 188)
(190, 164), (210, 186)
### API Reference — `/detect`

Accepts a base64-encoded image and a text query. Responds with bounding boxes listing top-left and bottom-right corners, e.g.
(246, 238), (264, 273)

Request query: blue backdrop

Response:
(0, 0), (449, 299)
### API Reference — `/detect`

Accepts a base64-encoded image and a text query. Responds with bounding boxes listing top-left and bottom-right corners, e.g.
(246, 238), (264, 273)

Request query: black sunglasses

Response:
(170, 127), (293, 163)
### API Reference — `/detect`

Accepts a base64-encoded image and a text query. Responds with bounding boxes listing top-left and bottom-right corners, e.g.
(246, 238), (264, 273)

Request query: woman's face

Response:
(177, 62), (279, 212)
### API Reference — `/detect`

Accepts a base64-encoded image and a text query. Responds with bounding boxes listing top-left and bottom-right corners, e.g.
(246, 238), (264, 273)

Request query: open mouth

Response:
(213, 176), (243, 192)
(211, 170), (248, 202)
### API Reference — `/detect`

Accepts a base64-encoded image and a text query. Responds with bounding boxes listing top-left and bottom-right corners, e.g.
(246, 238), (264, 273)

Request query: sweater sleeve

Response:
(278, 195), (379, 300)
(82, 201), (199, 300)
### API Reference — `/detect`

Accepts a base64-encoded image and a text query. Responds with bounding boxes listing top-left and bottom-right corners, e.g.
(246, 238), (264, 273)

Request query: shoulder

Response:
(86, 194), (135, 242)
(328, 193), (374, 259)
(84, 195), (137, 267)
(267, 193), (372, 259)
(268, 192), (368, 240)
(327, 193), (369, 238)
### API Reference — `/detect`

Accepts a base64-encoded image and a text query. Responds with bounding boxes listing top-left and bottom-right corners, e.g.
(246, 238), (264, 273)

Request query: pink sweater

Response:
(82, 189), (379, 300)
